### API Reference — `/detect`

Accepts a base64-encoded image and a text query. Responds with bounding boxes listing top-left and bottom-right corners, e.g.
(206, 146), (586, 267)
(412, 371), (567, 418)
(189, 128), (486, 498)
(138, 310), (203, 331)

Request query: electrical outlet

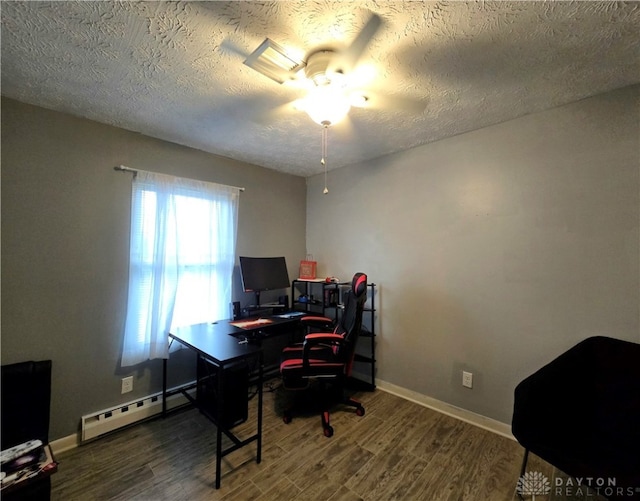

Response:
(462, 371), (473, 389)
(121, 376), (133, 394)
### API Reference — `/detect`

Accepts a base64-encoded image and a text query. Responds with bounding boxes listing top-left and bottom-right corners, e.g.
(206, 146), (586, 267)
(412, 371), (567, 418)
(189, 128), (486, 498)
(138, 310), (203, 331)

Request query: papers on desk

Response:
(229, 318), (273, 329)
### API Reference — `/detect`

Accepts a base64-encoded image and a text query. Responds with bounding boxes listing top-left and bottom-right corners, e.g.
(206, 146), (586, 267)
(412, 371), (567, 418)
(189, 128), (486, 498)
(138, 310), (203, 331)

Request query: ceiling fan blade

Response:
(329, 13), (382, 74)
(219, 38), (251, 60)
(359, 91), (428, 115)
(250, 100), (300, 126)
(282, 72), (314, 91)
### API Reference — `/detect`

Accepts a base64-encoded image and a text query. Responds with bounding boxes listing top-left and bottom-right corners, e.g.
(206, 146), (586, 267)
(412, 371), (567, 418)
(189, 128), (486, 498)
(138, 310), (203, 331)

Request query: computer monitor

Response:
(239, 256), (290, 306)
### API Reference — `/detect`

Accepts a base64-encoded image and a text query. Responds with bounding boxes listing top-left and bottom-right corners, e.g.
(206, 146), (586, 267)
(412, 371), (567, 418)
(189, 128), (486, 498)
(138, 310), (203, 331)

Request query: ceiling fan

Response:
(241, 12), (424, 192)
(242, 12), (424, 126)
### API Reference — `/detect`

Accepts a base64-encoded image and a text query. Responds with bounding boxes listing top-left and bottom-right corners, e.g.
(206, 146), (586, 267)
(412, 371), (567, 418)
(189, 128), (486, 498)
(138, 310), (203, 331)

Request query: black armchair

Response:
(512, 336), (640, 499)
(280, 272), (368, 437)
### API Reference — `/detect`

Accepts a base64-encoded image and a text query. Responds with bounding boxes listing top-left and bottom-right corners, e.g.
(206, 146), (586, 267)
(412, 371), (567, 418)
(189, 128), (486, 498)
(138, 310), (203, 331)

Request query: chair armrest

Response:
(302, 334), (344, 368)
(301, 316), (335, 330)
(305, 333), (343, 343)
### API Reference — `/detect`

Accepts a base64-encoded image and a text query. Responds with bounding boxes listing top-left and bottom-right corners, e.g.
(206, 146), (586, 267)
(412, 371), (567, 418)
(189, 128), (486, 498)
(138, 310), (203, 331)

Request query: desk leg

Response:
(162, 339), (174, 417)
(215, 359), (224, 489)
(257, 352), (263, 464)
(162, 358), (167, 416)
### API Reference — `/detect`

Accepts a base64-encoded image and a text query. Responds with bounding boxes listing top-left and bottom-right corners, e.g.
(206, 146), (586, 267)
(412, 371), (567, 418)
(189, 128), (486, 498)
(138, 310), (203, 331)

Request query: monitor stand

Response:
(242, 291), (287, 318)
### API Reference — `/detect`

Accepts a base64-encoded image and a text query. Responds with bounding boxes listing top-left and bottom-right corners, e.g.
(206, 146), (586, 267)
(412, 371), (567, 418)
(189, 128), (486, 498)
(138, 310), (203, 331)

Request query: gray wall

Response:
(307, 85), (640, 424)
(1, 98), (307, 440)
(3, 85), (638, 441)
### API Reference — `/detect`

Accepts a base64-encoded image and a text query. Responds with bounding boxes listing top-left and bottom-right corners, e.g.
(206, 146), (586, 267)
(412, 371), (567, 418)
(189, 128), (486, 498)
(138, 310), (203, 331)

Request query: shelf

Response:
(292, 279), (378, 391)
(291, 279), (341, 321)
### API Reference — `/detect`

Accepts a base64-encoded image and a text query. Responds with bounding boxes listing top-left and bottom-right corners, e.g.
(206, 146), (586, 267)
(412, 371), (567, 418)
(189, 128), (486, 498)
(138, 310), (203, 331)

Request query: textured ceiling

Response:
(2, 1), (639, 177)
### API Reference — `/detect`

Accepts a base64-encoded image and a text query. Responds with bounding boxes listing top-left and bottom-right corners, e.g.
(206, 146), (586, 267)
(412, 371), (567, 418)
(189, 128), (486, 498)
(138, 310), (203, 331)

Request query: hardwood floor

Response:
(50, 385), (586, 500)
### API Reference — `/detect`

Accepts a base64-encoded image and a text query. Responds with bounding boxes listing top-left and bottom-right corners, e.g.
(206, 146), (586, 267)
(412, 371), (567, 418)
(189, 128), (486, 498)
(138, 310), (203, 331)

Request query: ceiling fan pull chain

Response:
(321, 124), (329, 194)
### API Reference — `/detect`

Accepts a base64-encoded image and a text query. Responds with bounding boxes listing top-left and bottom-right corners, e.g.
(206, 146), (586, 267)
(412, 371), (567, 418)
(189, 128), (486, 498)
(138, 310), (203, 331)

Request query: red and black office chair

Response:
(280, 272), (368, 437)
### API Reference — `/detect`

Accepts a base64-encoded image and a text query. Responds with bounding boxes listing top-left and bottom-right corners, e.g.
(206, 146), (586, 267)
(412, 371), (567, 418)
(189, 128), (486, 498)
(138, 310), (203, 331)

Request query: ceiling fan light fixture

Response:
(303, 85), (351, 126)
(244, 38), (305, 84)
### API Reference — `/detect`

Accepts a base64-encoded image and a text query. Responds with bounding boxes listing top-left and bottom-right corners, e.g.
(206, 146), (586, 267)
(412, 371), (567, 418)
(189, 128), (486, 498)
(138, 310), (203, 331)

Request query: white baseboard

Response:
(375, 379), (516, 441)
(50, 433), (80, 455)
(51, 378), (515, 456)
(51, 383), (195, 456)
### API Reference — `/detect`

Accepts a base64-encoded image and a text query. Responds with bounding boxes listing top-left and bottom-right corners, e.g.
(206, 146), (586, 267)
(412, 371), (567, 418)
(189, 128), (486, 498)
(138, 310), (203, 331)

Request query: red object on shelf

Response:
(299, 259), (317, 280)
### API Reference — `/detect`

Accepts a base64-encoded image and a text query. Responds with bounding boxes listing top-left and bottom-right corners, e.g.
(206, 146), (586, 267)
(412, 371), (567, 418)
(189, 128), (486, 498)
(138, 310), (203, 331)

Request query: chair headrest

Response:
(351, 273), (367, 297)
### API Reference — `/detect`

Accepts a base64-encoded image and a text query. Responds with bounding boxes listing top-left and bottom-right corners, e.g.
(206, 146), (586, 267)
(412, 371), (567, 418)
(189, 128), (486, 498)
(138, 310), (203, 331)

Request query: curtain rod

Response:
(113, 165), (246, 192)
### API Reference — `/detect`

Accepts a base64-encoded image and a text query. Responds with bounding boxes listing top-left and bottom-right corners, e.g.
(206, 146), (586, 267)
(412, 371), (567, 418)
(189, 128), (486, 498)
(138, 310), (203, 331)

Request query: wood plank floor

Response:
(50, 385), (595, 500)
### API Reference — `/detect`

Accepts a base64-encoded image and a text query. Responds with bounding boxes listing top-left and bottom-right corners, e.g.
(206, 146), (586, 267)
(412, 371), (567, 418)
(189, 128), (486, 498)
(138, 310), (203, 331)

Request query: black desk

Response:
(163, 315), (302, 489)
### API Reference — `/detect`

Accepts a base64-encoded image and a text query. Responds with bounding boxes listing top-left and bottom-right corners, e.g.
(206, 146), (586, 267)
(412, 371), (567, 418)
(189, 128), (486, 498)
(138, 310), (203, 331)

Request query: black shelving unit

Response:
(291, 279), (341, 321)
(292, 279), (377, 391)
(351, 282), (377, 391)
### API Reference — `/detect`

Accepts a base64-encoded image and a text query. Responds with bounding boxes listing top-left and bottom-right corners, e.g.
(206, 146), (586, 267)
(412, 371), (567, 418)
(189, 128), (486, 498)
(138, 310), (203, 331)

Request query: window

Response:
(121, 171), (239, 367)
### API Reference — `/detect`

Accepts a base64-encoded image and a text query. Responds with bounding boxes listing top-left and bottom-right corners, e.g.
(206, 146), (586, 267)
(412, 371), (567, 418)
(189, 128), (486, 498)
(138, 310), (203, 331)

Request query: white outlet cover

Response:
(121, 376), (133, 393)
(462, 371), (473, 388)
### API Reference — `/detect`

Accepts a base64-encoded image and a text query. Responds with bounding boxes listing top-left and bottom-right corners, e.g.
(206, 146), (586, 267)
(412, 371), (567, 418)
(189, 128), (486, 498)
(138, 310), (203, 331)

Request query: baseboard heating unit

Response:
(81, 384), (195, 442)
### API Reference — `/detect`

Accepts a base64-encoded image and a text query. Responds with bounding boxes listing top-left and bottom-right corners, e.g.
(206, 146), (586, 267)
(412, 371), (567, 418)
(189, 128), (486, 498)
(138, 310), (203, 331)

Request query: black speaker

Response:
(231, 301), (241, 320)
(278, 295), (289, 307)
(196, 357), (248, 429)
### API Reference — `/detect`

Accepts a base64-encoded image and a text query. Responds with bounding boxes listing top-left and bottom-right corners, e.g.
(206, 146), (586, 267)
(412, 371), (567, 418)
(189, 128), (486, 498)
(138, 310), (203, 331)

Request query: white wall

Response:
(306, 85), (639, 424)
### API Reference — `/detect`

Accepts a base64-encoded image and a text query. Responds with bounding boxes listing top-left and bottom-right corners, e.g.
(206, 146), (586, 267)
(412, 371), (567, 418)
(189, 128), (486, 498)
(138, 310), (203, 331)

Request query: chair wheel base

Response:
(356, 406), (365, 417)
(323, 425), (334, 438)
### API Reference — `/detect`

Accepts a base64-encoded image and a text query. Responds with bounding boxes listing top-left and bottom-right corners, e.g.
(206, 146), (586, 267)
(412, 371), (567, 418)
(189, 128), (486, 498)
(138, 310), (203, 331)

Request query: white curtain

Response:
(121, 170), (239, 367)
